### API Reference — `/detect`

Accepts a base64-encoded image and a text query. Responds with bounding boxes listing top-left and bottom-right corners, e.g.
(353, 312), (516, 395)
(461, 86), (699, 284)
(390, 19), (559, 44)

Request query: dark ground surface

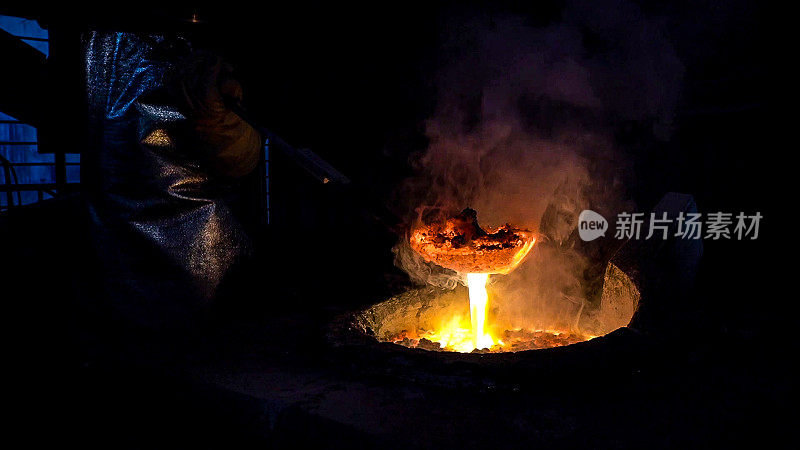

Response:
(1, 193), (790, 449)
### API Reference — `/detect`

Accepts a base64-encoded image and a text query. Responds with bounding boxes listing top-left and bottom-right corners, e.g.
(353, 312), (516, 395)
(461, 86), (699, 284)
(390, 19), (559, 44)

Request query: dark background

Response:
(1, 1), (786, 448)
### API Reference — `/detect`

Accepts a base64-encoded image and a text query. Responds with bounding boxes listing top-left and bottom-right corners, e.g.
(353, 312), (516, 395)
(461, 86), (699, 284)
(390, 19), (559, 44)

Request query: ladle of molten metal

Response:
(409, 208), (536, 350)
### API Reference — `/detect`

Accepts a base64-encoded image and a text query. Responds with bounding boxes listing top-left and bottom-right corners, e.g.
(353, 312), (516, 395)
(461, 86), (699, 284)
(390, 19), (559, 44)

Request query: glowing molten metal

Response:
(409, 208), (536, 351)
(410, 208), (536, 275)
(467, 273), (493, 349)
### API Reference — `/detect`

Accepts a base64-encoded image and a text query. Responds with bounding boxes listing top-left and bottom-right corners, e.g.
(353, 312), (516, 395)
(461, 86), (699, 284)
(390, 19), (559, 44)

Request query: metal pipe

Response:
(227, 101), (407, 234)
(226, 102), (350, 186)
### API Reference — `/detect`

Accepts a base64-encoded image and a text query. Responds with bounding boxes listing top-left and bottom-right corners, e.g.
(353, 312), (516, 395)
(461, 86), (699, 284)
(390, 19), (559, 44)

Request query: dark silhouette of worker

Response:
(83, 31), (262, 342)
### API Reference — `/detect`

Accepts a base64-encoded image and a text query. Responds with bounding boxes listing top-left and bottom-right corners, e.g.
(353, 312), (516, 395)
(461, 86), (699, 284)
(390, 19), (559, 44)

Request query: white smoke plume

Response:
(394, 0), (684, 331)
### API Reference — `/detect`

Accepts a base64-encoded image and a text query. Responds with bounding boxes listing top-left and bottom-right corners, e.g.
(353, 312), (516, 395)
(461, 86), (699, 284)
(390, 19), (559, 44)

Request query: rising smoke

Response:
(394, 0), (684, 331)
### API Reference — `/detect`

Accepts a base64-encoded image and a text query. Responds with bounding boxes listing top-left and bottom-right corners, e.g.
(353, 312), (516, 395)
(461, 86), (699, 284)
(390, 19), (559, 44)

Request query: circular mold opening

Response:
(350, 262), (640, 354)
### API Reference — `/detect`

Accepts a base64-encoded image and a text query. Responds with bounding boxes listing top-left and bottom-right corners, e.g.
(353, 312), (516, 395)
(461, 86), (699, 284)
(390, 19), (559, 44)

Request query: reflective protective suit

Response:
(83, 31), (261, 332)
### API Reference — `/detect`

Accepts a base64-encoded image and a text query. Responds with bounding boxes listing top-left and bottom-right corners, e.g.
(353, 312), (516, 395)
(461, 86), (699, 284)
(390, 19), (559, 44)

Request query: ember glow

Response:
(410, 208), (536, 274)
(386, 274), (595, 353)
(392, 327), (592, 353)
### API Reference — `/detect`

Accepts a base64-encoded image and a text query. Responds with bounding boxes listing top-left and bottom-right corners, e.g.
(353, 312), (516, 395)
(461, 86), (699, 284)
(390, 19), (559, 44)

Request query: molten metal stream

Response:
(406, 211), (538, 352)
(467, 273), (494, 349)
